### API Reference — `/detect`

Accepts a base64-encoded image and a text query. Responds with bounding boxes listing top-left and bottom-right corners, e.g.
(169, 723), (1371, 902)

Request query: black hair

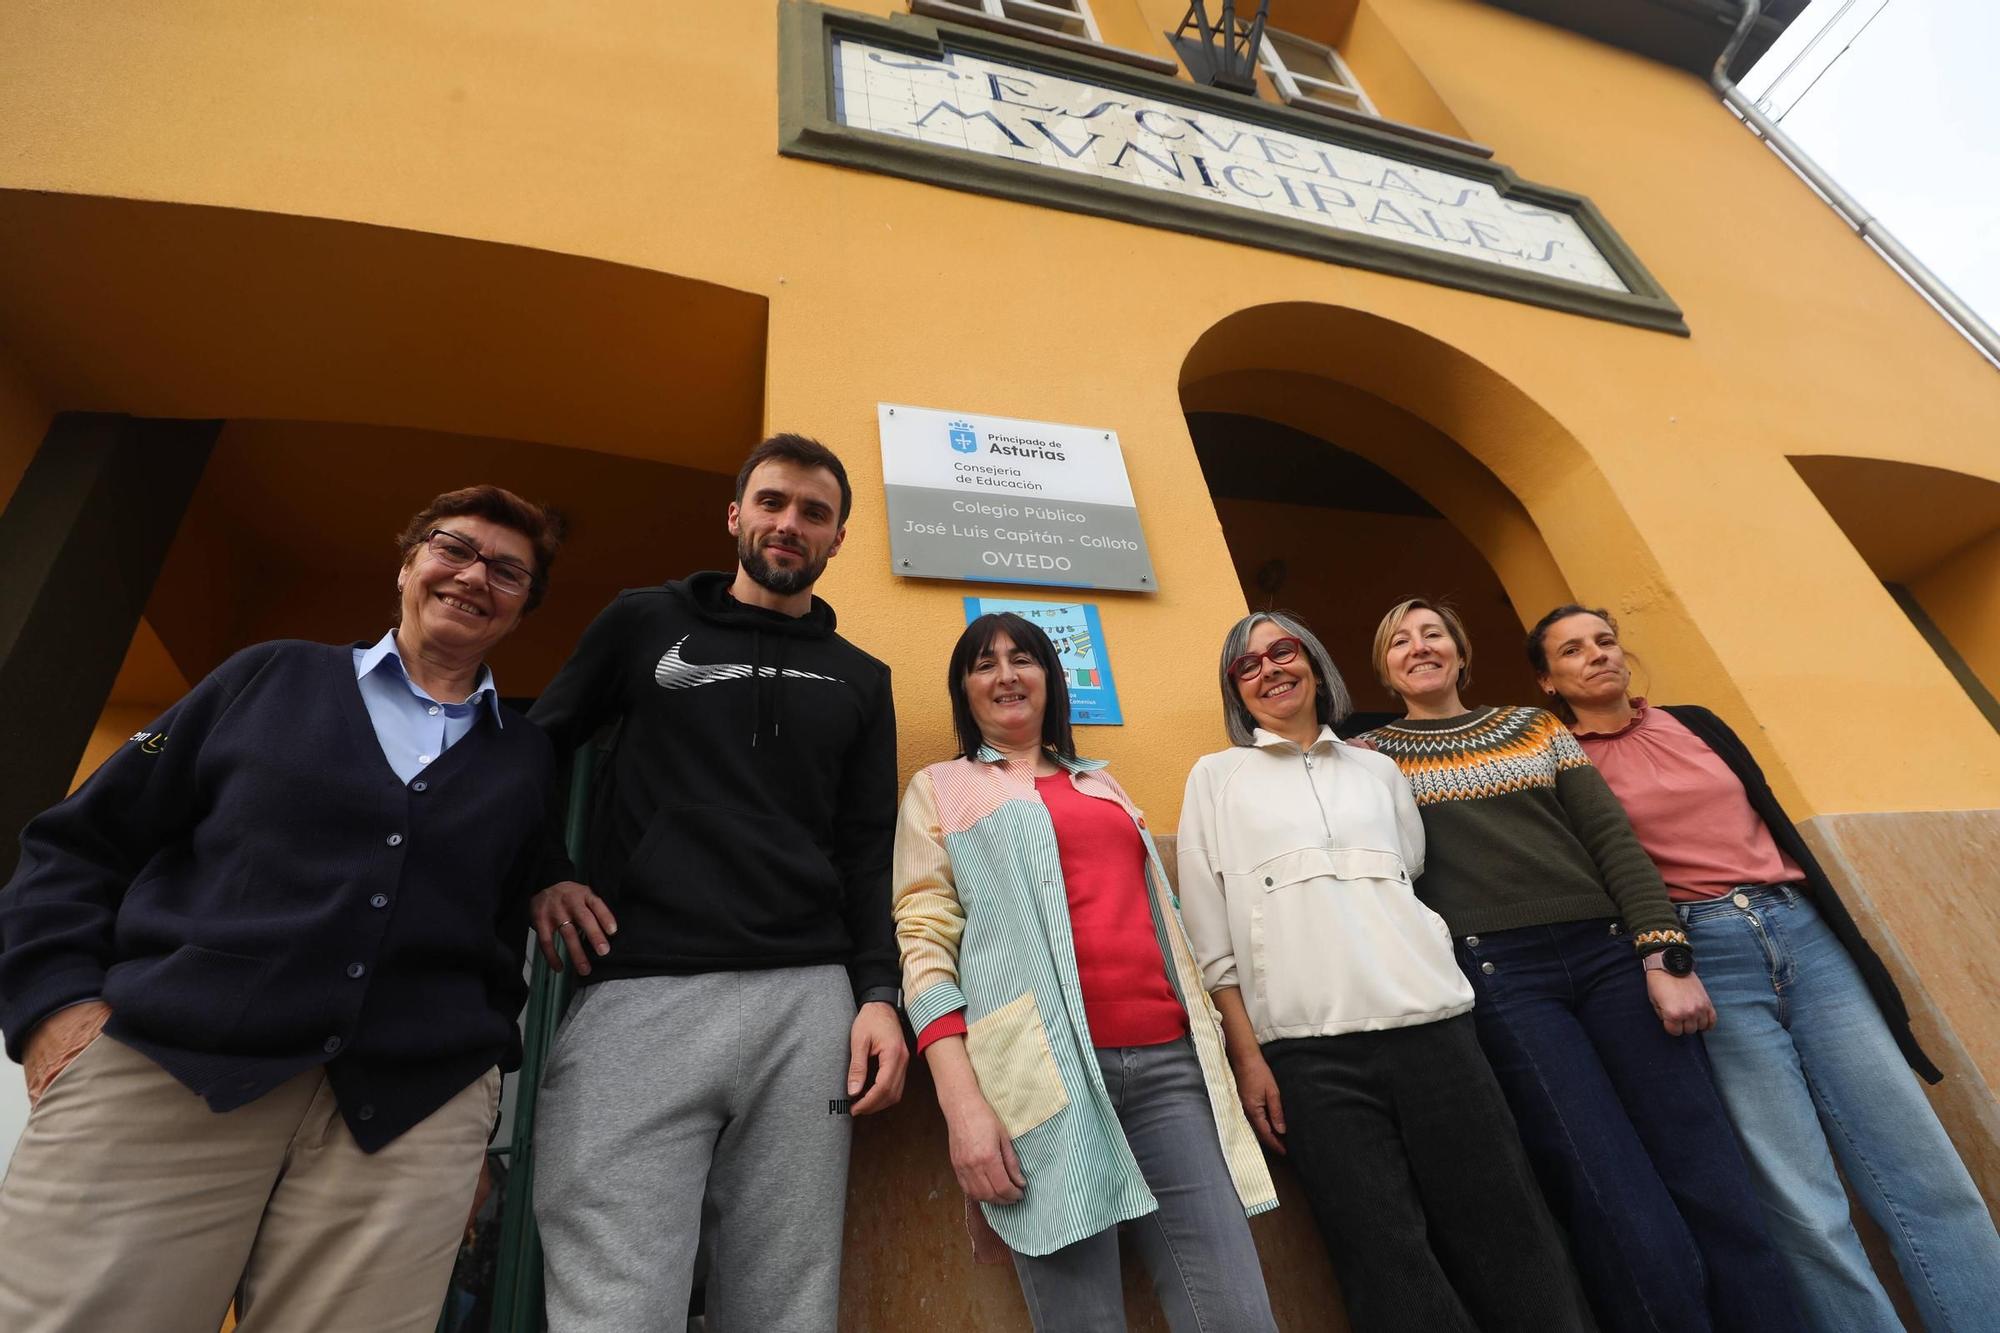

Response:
(734, 432), (853, 525)
(946, 613), (1078, 762)
(1525, 602), (1619, 723)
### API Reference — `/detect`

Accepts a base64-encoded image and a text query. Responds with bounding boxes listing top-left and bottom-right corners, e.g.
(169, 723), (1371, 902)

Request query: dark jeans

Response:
(1264, 1015), (1594, 1333)
(1460, 920), (1806, 1333)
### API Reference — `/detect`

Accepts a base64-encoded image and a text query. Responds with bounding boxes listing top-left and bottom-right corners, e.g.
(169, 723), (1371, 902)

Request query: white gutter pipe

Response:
(1714, 0), (2000, 368)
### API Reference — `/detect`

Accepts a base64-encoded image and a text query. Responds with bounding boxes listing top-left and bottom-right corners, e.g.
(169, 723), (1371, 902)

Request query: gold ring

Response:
(557, 919), (574, 929)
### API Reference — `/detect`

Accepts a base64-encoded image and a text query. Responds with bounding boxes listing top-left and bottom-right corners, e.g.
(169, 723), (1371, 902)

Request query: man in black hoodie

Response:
(525, 434), (906, 1333)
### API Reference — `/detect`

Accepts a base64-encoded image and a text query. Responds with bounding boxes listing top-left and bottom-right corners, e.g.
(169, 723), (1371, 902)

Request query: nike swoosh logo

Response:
(654, 636), (843, 691)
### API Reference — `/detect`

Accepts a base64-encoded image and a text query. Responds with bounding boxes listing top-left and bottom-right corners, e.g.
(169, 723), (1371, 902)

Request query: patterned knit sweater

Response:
(1359, 706), (1683, 948)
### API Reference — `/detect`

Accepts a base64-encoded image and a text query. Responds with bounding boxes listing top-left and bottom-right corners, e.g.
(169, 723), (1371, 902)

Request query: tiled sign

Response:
(832, 36), (1628, 294)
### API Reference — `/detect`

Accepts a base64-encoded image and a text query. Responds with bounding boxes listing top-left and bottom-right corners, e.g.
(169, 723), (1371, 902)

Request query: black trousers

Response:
(1264, 1014), (1594, 1333)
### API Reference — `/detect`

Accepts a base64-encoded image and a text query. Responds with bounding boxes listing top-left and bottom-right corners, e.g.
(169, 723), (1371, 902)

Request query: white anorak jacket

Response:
(1178, 726), (1473, 1043)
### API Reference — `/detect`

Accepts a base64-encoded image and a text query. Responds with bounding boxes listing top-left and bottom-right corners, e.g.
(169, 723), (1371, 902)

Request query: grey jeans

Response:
(1011, 1037), (1278, 1333)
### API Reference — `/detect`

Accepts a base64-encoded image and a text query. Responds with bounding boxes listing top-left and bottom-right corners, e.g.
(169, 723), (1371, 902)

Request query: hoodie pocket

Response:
(619, 806), (844, 953)
(965, 991), (1070, 1140)
(1254, 846), (1409, 891)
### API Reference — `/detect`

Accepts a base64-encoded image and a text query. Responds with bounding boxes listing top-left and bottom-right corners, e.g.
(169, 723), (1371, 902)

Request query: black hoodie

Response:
(528, 572), (898, 998)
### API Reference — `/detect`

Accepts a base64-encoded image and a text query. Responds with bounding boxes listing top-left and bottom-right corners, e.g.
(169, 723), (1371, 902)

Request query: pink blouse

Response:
(1574, 702), (1801, 902)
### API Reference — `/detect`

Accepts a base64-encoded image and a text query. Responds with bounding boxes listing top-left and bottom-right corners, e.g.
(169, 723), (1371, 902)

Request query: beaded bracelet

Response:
(1631, 928), (1691, 951)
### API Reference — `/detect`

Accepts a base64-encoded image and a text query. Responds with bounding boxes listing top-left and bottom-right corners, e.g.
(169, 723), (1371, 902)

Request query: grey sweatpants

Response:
(533, 967), (857, 1333)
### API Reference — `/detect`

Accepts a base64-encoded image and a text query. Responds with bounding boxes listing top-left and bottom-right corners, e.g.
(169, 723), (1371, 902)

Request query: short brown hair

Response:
(395, 484), (567, 613)
(735, 433), (852, 525)
(1371, 597), (1473, 700)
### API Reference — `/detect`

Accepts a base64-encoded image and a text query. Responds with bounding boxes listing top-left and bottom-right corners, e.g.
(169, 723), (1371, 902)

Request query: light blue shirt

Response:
(352, 630), (503, 784)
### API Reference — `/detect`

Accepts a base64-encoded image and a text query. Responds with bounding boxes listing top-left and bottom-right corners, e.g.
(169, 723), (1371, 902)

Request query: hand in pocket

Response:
(24, 1000), (112, 1107)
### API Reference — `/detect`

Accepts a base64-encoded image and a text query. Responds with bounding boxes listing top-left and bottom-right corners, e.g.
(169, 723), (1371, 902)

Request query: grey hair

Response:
(1218, 611), (1353, 747)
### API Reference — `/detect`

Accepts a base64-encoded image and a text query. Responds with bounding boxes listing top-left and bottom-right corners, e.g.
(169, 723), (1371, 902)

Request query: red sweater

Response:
(917, 773), (1187, 1053)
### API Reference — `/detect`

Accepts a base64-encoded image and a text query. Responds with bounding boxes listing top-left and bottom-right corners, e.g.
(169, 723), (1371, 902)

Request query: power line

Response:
(1774, 0), (1895, 124)
(1756, 0), (1862, 114)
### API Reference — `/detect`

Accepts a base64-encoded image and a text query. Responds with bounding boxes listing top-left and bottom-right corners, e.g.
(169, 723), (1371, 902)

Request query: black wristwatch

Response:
(1642, 945), (1695, 977)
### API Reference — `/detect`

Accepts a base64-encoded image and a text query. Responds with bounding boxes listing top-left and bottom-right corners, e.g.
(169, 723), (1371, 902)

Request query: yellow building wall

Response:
(1359, 0), (2000, 807)
(1910, 528), (2000, 702)
(6, 0), (1997, 1314)
(2, 0), (1993, 824)
(1324, 1), (1476, 140)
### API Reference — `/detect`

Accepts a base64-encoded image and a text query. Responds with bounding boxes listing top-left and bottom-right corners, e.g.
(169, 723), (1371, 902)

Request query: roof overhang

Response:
(1476, 0), (1808, 78)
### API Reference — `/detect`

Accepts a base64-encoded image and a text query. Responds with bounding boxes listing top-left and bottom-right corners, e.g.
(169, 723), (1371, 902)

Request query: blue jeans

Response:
(1010, 1038), (1278, 1333)
(1460, 919), (1804, 1333)
(1684, 887), (2000, 1333)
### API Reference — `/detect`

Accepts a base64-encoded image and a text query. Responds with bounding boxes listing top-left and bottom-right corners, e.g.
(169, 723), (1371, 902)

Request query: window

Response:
(1259, 28), (1376, 117)
(927, 0), (1101, 42)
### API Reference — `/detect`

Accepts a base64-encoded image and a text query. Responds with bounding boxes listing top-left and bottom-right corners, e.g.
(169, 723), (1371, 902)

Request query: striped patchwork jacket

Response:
(893, 747), (1277, 1258)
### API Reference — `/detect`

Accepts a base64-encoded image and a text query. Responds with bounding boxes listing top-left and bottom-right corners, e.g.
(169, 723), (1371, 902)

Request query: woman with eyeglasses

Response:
(1357, 597), (1804, 1333)
(1530, 603), (2000, 1333)
(0, 486), (564, 1333)
(894, 612), (1278, 1333)
(1177, 611), (1591, 1333)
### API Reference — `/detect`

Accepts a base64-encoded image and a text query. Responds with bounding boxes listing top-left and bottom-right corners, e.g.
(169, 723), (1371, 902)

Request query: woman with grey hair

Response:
(1178, 611), (1589, 1333)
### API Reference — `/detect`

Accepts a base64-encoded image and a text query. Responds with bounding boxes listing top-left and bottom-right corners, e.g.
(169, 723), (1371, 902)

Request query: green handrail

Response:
(485, 748), (591, 1333)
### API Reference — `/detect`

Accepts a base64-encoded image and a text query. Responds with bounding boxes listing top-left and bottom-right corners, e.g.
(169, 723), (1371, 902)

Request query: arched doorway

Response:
(0, 185), (772, 804)
(1188, 409), (1547, 722)
(1179, 303), (1588, 725)
(1177, 303), (1751, 733)
(0, 188), (773, 1328)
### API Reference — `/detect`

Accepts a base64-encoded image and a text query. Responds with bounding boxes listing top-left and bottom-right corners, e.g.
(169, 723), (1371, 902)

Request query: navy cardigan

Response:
(0, 641), (555, 1150)
(1663, 705), (1940, 1083)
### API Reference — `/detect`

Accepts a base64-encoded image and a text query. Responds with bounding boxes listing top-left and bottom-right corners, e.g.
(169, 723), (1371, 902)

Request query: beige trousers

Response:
(0, 1034), (500, 1333)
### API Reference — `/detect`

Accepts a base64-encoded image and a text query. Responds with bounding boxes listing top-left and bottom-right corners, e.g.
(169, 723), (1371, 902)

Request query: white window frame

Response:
(1259, 28), (1377, 118)
(928, 0), (1103, 44)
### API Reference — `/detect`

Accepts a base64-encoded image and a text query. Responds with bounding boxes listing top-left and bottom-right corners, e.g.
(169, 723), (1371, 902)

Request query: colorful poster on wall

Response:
(963, 597), (1123, 726)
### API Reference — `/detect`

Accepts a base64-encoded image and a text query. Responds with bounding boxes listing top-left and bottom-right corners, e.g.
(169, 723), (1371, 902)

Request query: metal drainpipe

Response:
(1714, 0), (2000, 368)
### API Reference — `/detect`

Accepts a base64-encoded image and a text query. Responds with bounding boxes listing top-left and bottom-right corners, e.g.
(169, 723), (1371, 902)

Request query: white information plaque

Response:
(878, 403), (1157, 593)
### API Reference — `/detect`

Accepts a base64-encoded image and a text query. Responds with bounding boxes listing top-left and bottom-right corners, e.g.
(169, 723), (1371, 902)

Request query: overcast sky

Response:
(1740, 0), (2000, 336)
